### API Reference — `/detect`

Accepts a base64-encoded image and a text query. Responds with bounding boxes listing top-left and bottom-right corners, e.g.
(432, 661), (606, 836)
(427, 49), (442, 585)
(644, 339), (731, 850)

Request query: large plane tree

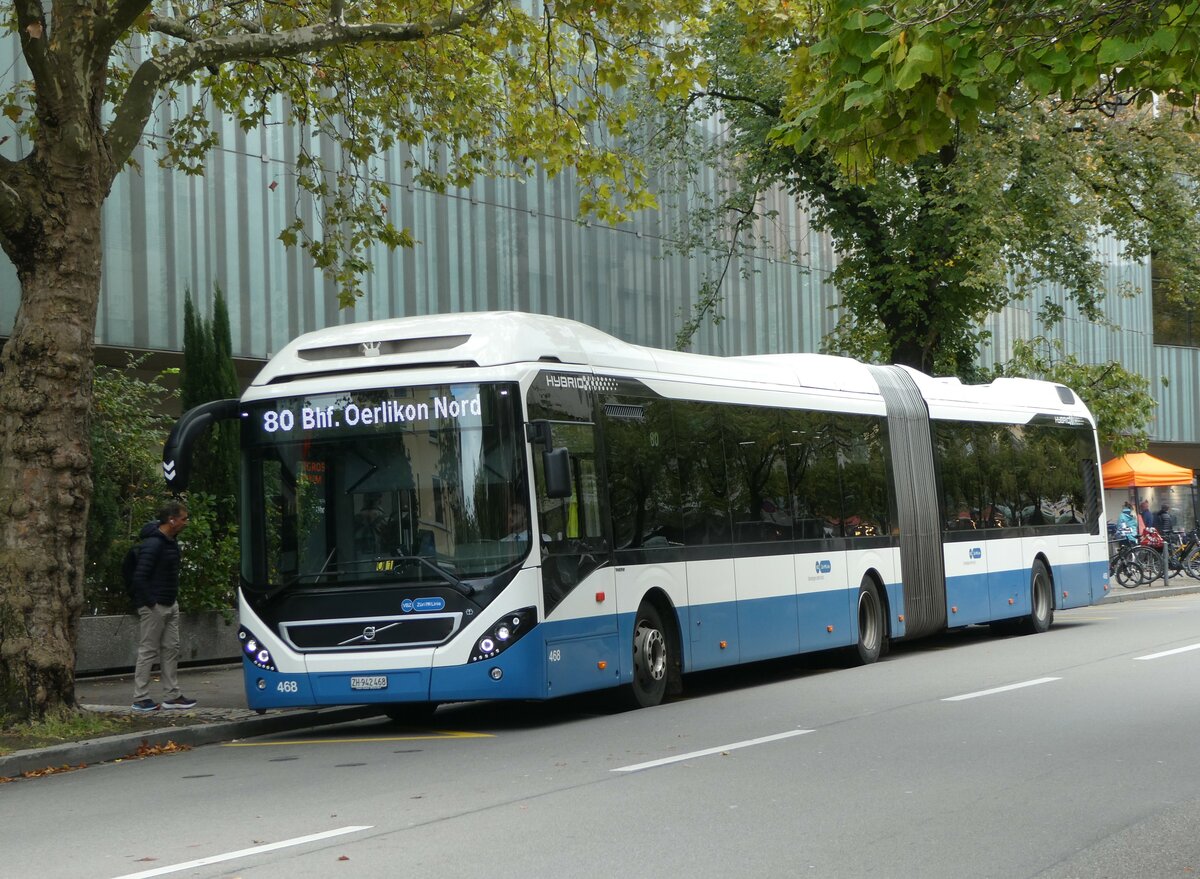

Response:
(0, 0), (701, 723)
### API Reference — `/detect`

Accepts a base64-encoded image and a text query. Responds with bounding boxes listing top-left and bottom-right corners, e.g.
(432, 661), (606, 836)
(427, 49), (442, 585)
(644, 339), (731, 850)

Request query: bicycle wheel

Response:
(1114, 558), (1145, 588)
(1130, 546), (1165, 581)
(1184, 547), (1200, 580)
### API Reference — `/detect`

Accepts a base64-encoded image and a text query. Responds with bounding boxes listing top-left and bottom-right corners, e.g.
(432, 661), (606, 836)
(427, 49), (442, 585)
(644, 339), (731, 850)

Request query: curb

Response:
(0, 704), (381, 780)
(1099, 581), (1200, 604)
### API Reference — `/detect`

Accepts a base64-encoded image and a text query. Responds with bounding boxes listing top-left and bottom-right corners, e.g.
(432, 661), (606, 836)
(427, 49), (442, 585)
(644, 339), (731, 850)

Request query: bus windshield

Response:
(241, 382), (528, 593)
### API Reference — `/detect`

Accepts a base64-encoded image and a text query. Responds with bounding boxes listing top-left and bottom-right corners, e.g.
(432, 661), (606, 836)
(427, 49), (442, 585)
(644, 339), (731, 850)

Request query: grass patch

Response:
(0, 708), (166, 756)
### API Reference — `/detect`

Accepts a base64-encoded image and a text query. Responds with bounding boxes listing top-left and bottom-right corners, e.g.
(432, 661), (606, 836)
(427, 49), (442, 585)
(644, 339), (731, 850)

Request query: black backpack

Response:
(121, 543), (141, 600)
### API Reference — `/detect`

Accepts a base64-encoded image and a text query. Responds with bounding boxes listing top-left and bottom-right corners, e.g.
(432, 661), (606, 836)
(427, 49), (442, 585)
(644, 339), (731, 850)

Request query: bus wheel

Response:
(384, 702), (439, 726)
(848, 577), (884, 666)
(1019, 560), (1054, 635)
(629, 603), (669, 708)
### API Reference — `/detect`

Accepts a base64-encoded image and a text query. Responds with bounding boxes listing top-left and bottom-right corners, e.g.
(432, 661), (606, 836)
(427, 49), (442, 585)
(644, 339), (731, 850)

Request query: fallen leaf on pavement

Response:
(21, 763), (87, 778)
(131, 739), (192, 758)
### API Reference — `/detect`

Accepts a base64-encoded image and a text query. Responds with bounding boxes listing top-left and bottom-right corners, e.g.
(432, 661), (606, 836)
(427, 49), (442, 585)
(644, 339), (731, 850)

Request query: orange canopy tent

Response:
(1101, 452), (1194, 488)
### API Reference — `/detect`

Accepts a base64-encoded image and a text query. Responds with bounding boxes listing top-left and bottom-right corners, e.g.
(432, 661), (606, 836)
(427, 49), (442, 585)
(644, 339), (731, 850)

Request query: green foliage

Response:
(176, 492), (240, 617)
(88, 352), (239, 616)
(180, 287), (241, 613)
(182, 286), (240, 519)
(993, 337), (1158, 455)
(86, 357), (178, 615)
(0, 1), (704, 305)
(769, 0), (1200, 173)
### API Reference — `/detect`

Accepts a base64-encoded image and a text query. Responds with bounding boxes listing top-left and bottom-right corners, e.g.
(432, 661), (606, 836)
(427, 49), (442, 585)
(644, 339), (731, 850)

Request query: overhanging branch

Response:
(13, 0), (52, 97)
(106, 0), (504, 178)
(98, 0), (154, 64)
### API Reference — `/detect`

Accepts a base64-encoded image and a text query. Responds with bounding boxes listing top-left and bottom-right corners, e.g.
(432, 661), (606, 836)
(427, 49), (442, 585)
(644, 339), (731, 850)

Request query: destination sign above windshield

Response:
(255, 389), (483, 436)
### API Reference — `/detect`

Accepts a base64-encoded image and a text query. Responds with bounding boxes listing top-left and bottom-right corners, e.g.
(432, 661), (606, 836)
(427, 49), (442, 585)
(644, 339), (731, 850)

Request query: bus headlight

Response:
(469, 607), (536, 662)
(239, 626), (277, 672)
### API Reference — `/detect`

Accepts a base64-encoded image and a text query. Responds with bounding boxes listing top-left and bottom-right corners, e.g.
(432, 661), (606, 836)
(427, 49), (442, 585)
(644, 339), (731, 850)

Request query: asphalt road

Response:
(6, 596), (1200, 879)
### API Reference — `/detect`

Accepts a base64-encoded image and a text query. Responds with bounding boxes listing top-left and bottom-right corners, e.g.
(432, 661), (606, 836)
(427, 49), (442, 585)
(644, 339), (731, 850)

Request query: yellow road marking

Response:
(223, 730), (493, 747)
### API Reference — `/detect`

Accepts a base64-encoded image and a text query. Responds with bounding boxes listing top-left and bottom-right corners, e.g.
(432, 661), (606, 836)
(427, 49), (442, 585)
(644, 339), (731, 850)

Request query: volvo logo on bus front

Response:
(362, 626), (376, 642)
(815, 560), (832, 574)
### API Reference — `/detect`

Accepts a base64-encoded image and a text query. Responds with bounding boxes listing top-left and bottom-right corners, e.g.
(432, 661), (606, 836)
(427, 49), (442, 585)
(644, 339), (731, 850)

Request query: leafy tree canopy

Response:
(1, 0), (703, 302)
(765, 0), (1200, 172)
(993, 337), (1158, 455)
(645, 4), (1176, 442)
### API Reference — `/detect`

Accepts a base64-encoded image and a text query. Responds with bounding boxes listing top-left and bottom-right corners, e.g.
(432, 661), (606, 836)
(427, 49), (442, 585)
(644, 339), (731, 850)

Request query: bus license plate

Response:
(350, 675), (388, 691)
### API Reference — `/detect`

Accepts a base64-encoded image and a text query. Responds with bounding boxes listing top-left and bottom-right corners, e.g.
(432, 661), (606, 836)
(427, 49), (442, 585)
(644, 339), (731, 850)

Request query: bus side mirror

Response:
(525, 420), (553, 447)
(543, 448), (572, 499)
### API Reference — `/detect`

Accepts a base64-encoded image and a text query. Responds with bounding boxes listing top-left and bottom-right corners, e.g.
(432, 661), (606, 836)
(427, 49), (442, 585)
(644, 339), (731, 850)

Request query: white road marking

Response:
(612, 729), (813, 773)
(110, 825), (373, 879)
(942, 677), (1061, 702)
(1135, 642), (1200, 661)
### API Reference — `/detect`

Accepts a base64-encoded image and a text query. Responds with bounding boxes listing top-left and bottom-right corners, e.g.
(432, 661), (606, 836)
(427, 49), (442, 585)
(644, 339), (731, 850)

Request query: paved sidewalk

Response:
(1099, 571), (1200, 603)
(1, 662), (380, 780)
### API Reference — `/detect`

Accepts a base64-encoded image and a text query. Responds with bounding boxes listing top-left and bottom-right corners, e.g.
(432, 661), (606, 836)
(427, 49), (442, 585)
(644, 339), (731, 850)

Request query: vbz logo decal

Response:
(815, 559), (832, 574)
(969, 547), (982, 560)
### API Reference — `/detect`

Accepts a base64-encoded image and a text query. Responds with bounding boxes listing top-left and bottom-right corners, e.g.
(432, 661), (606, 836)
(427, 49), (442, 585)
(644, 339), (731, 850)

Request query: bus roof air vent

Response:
(297, 334), (470, 362)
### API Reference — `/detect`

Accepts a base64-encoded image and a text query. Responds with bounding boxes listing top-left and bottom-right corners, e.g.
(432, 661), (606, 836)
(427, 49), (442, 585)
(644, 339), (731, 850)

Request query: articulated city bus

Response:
(164, 312), (1109, 715)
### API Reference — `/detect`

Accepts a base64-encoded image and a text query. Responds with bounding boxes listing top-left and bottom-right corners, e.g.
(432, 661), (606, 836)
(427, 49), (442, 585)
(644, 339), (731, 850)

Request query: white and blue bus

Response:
(164, 312), (1110, 715)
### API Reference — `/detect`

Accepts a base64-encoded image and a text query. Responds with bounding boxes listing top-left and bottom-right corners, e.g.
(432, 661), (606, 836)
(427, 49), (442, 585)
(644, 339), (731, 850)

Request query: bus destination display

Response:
(257, 389), (483, 436)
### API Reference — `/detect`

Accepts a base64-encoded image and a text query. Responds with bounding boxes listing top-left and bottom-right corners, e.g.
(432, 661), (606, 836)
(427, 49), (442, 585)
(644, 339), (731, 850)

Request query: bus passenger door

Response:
(532, 419), (620, 698)
(675, 402), (740, 670)
(727, 410), (800, 662)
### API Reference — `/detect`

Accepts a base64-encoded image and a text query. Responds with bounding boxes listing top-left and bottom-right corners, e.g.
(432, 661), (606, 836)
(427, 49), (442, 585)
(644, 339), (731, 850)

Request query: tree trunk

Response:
(0, 165), (105, 723)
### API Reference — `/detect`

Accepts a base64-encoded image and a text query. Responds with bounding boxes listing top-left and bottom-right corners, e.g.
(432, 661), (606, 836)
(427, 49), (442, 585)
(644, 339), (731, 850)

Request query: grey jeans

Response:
(133, 602), (181, 701)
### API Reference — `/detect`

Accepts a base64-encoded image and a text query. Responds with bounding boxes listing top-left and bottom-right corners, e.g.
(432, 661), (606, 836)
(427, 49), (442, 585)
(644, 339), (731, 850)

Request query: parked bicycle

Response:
(1109, 527), (1178, 588)
(1110, 537), (1153, 587)
(1109, 527), (1200, 588)
(1164, 528), (1200, 579)
(1109, 540), (1148, 587)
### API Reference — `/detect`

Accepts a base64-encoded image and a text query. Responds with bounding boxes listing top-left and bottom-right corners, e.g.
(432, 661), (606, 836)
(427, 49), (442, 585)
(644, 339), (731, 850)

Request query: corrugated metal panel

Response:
(1154, 346), (1200, 443)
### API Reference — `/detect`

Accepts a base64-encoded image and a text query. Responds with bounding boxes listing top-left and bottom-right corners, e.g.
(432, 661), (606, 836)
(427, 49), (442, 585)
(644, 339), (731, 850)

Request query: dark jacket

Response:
(132, 521), (182, 608)
(1157, 508), (1175, 533)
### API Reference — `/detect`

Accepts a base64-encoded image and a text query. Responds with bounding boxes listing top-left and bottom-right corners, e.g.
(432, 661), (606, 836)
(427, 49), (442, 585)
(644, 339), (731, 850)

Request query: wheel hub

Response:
(635, 625), (667, 681)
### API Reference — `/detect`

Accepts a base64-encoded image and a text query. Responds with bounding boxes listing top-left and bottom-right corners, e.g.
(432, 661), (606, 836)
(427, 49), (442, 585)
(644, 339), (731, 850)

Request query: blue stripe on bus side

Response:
(940, 557), (1108, 625)
(654, 588), (860, 674)
(1055, 558), (1109, 608)
(430, 632), (551, 701)
(243, 660), (322, 710)
(241, 557), (1107, 710)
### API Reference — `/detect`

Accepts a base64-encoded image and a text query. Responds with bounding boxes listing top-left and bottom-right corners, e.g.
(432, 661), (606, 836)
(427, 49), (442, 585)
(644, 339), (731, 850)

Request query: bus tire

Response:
(628, 602), (670, 708)
(848, 576), (885, 666)
(384, 702), (439, 725)
(1019, 559), (1054, 635)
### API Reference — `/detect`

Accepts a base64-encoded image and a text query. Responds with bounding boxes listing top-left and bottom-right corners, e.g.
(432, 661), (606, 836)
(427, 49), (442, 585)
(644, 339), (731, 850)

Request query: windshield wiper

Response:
(382, 555), (475, 596)
(285, 557), (477, 598)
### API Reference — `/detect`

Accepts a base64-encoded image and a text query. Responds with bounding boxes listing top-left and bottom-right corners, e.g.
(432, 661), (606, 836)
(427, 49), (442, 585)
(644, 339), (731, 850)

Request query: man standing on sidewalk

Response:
(130, 501), (198, 713)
